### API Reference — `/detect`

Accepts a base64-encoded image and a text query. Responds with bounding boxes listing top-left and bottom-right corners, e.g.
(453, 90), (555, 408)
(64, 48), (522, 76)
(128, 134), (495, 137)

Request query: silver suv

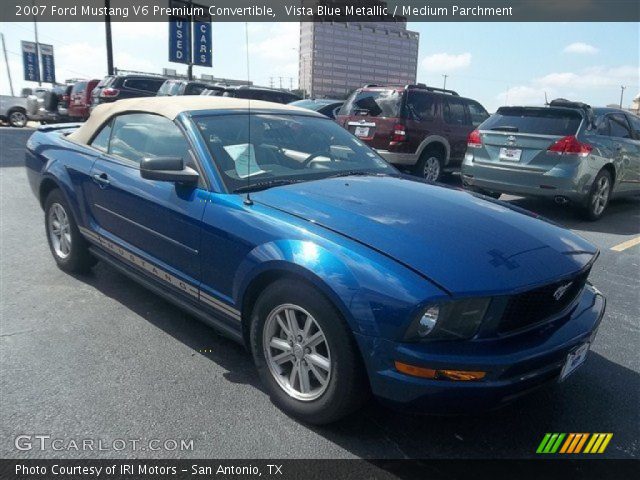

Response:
(462, 99), (640, 220)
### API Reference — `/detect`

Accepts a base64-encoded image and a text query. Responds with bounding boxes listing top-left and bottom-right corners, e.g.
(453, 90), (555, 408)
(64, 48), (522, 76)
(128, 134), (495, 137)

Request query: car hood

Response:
(253, 175), (597, 296)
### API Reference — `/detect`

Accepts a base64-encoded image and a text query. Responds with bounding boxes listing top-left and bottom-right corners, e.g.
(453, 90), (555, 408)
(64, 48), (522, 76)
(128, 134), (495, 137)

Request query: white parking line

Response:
(610, 236), (640, 252)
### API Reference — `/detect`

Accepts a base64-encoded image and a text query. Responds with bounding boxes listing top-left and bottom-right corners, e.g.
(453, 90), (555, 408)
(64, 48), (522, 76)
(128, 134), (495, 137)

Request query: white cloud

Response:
(422, 53), (472, 73)
(496, 86), (551, 107)
(248, 23), (298, 61)
(534, 65), (639, 88)
(563, 42), (599, 55)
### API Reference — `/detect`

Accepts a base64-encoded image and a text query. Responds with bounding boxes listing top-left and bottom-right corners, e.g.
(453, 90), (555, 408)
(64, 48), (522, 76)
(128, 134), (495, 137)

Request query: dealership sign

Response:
(168, 0), (212, 67)
(39, 43), (56, 83)
(21, 41), (40, 82)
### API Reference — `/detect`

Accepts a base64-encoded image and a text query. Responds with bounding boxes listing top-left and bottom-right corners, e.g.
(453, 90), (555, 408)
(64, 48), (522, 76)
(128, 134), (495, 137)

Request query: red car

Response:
(67, 79), (100, 121)
(336, 84), (489, 181)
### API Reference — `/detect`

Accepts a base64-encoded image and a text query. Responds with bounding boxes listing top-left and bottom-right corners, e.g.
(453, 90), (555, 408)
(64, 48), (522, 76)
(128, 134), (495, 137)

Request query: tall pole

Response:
(619, 85), (626, 109)
(105, 0), (114, 75)
(186, 0), (193, 80)
(32, 1), (41, 86)
(1, 33), (14, 96)
(442, 74), (448, 90)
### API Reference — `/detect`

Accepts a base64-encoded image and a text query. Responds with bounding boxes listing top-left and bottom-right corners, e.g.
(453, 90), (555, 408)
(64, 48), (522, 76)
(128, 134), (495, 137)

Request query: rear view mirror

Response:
(140, 157), (199, 185)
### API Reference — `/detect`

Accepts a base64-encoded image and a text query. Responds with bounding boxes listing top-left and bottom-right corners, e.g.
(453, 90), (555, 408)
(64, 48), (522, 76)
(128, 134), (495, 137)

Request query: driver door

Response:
(85, 113), (206, 292)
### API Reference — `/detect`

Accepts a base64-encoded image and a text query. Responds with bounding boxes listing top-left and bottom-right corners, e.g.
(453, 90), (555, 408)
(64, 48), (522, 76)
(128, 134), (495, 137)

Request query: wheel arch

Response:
(601, 162), (616, 187)
(416, 136), (450, 164)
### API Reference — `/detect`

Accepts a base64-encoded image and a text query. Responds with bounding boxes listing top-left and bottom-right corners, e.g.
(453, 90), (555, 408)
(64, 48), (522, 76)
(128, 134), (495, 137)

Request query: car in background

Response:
(0, 93), (29, 127)
(336, 84), (489, 181)
(90, 74), (167, 109)
(212, 85), (301, 104)
(26, 86), (71, 125)
(157, 79), (225, 97)
(68, 79), (100, 121)
(289, 98), (344, 119)
(462, 99), (640, 220)
(26, 96), (605, 424)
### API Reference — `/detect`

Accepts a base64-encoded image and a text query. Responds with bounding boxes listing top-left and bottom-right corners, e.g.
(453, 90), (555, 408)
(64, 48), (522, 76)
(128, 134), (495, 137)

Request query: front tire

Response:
(44, 189), (96, 273)
(250, 279), (368, 424)
(581, 169), (612, 221)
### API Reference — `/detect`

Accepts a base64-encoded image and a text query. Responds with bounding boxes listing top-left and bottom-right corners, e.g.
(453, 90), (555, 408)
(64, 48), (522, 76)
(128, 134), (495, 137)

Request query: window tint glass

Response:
(481, 107), (582, 136)
(341, 89), (402, 117)
(194, 114), (395, 192)
(443, 98), (469, 125)
(609, 114), (632, 139)
(90, 121), (112, 153)
(594, 115), (610, 136)
(628, 115), (640, 137)
(72, 82), (87, 94)
(184, 83), (209, 95)
(123, 78), (165, 93)
(109, 114), (189, 164)
(406, 91), (436, 121)
(157, 81), (172, 96)
(467, 101), (489, 127)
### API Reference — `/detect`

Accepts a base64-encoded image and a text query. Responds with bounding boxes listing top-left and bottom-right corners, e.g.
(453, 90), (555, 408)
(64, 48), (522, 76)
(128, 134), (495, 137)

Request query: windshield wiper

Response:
(233, 179), (303, 193)
(326, 170), (388, 179)
(491, 126), (519, 132)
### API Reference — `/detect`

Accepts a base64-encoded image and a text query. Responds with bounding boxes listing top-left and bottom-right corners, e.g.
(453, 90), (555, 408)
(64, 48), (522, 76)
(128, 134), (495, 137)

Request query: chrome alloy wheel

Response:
(423, 156), (441, 181)
(48, 203), (72, 259)
(592, 175), (610, 216)
(263, 304), (332, 401)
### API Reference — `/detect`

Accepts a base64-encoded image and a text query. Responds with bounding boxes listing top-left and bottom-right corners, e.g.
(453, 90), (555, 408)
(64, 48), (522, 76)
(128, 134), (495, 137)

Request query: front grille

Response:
(498, 268), (590, 334)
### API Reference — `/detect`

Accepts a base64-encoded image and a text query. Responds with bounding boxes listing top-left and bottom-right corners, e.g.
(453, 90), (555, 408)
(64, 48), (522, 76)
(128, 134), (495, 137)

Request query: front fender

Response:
(234, 239), (446, 339)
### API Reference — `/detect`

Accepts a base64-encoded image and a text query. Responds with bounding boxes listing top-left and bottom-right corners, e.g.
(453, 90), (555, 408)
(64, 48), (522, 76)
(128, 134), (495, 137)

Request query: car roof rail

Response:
(549, 98), (595, 126)
(407, 84), (459, 96)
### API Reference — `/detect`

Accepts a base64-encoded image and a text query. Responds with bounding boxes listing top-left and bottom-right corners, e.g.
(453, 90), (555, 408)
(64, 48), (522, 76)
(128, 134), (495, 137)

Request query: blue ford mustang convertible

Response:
(26, 97), (606, 424)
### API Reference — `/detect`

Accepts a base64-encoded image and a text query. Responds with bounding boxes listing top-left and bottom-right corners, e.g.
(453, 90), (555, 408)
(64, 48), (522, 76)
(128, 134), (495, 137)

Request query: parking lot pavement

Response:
(1, 127), (638, 460)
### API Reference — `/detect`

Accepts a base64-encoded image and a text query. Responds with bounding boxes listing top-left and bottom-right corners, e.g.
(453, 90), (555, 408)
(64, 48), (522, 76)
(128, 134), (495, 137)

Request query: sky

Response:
(1, 21), (638, 112)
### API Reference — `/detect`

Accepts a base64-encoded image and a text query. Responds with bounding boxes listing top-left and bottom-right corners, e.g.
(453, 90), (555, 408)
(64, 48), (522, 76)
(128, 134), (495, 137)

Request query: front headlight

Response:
(404, 298), (491, 341)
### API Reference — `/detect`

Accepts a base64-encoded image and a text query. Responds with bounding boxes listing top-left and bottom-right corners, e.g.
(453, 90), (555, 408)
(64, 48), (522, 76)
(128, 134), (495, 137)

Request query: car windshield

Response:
(193, 113), (397, 192)
(340, 89), (402, 117)
(290, 100), (335, 111)
(481, 107), (583, 136)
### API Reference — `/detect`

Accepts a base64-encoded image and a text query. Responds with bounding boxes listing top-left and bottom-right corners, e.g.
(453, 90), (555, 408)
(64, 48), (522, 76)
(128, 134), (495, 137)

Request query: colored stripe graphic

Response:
(538, 433), (613, 454)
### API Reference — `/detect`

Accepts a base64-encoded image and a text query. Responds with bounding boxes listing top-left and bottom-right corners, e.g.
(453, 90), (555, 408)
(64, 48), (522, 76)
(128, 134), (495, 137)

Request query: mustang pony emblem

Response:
(553, 282), (573, 301)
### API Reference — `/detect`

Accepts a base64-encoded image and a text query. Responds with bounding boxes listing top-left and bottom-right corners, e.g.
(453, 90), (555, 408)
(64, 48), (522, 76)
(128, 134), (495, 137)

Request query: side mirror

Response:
(140, 157), (199, 185)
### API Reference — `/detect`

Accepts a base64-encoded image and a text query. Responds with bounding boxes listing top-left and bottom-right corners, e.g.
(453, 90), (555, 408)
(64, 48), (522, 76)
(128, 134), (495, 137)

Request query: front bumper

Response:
(354, 285), (605, 413)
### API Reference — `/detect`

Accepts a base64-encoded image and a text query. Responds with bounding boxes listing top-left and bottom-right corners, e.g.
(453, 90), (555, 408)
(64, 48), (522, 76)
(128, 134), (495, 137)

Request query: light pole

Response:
(442, 74), (448, 90)
(105, 0), (114, 75)
(620, 85), (626, 109)
(32, 0), (41, 86)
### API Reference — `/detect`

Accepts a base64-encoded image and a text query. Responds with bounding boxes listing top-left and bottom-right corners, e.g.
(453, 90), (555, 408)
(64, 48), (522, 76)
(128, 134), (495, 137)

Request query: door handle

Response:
(92, 173), (110, 188)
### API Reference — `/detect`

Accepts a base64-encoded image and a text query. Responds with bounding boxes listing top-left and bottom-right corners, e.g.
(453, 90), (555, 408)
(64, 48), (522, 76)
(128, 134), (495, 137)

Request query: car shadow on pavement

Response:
(76, 261), (638, 461)
(76, 261), (263, 390)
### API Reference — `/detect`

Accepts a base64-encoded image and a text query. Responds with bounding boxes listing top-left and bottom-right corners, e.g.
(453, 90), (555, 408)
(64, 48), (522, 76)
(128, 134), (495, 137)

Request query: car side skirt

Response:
(79, 226), (244, 343)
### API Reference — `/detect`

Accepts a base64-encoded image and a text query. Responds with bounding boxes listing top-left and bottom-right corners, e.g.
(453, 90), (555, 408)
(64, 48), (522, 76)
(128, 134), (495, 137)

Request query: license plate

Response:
(499, 147), (522, 162)
(354, 126), (370, 138)
(559, 343), (590, 381)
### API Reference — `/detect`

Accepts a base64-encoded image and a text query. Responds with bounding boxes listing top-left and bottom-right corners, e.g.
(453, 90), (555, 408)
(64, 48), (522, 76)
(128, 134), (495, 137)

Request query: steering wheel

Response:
(302, 150), (336, 167)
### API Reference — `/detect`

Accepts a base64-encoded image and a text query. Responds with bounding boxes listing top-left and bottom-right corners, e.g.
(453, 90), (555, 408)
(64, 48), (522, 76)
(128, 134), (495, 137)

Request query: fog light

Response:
(395, 361), (486, 381)
(417, 306), (439, 337)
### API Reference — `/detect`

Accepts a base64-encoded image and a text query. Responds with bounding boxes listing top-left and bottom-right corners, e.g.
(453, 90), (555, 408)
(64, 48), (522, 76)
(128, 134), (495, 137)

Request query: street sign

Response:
(193, 15), (212, 67)
(39, 43), (56, 83)
(21, 40), (39, 82)
(169, 17), (191, 64)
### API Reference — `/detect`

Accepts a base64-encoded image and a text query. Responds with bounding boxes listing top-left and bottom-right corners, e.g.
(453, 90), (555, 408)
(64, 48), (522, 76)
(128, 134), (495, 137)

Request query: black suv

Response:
(336, 84), (489, 181)
(91, 74), (168, 109)
(215, 86), (301, 104)
(157, 79), (225, 96)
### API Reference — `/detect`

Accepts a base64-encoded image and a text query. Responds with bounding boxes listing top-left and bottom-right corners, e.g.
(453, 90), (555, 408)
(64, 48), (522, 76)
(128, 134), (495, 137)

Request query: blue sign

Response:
(193, 19), (212, 67)
(169, 18), (191, 64)
(21, 41), (40, 82)
(39, 43), (56, 83)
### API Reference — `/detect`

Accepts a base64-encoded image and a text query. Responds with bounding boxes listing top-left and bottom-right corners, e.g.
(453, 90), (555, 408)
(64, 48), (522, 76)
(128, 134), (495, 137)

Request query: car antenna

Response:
(544, 91), (549, 106)
(243, 22), (254, 206)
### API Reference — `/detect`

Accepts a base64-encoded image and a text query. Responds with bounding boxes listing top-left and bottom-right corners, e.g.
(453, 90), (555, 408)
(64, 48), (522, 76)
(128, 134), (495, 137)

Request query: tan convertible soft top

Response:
(67, 96), (312, 145)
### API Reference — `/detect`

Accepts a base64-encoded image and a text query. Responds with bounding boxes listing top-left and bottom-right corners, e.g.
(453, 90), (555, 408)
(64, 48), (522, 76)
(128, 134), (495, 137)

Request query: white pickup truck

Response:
(0, 94), (29, 127)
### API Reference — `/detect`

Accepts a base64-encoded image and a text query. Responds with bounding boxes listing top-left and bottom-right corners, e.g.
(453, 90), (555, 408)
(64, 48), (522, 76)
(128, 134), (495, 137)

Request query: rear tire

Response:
(415, 149), (444, 182)
(8, 109), (27, 128)
(249, 278), (369, 424)
(581, 169), (612, 221)
(44, 189), (96, 273)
